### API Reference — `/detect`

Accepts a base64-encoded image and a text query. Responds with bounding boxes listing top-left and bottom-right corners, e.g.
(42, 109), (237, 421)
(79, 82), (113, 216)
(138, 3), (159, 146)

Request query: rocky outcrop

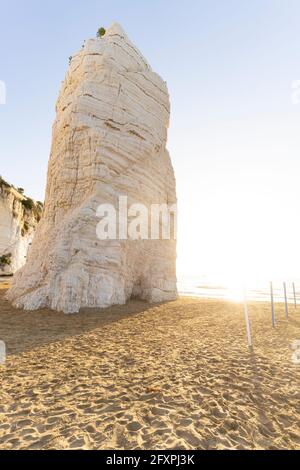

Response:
(0, 178), (42, 275)
(7, 23), (177, 313)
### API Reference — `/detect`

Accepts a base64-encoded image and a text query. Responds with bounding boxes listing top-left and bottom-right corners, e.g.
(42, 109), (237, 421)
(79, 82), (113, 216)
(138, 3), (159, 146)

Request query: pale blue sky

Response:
(1, 0), (300, 280)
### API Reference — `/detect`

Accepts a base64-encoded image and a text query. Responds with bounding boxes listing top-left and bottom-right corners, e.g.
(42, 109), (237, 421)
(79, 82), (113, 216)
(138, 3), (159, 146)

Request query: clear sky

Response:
(1, 0), (300, 282)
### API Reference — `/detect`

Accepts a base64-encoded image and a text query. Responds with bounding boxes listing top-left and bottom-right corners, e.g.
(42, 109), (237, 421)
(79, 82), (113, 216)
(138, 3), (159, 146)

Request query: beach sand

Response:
(0, 283), (299, 450)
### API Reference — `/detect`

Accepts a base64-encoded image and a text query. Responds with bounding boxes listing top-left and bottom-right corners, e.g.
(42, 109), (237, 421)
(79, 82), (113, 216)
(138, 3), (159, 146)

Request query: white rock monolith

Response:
(7, 23), (177, 313)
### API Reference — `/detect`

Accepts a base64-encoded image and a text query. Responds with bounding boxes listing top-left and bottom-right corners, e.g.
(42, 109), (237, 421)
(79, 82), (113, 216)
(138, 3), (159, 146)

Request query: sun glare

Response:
(225, 286), (244, 303)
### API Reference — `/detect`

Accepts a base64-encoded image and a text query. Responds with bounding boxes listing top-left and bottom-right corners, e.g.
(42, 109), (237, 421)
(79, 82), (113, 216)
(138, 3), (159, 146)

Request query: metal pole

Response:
(0, 340), (5, 366)
(283, 282), (289, 320)
(270, 282), (276, 327)
(293, 282), (297, 309)
(243, 287), (252, 348)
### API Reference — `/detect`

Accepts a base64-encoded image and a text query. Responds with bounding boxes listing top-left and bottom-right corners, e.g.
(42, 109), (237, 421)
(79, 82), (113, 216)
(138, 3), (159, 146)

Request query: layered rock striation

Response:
(7, 23), (177, 313)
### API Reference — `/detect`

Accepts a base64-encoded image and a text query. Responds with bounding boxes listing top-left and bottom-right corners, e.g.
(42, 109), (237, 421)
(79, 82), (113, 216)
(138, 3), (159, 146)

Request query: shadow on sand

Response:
(0, 289), (170, 356)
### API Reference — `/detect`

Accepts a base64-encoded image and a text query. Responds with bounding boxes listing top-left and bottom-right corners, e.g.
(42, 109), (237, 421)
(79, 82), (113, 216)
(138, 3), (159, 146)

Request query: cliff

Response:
(0, 177), (43, 275)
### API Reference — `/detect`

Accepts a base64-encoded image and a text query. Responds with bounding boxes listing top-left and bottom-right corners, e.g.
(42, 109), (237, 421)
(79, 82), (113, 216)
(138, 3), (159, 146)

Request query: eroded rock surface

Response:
(7, 23), (177, 313)
(0, 180), (42, 275)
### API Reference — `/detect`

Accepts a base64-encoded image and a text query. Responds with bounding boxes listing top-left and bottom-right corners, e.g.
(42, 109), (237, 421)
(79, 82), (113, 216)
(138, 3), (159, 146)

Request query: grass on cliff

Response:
(0, 253), (12, 267)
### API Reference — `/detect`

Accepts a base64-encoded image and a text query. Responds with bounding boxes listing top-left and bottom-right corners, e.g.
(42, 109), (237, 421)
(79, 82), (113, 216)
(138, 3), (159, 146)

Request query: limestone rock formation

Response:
(7, 23), (177, 313)
(0, 178), (42, 275)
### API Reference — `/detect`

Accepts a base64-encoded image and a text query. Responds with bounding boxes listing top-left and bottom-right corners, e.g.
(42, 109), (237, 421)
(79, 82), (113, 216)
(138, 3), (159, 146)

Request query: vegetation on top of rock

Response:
(21, 197), (43, 222)
(17, 187), (24, 194)
(0, 253), (12, 267)
(69, 56), (72, 65)
(21, 197), (35, 210)
(0, 175), (11, 188)
(97, 27), (106, 38)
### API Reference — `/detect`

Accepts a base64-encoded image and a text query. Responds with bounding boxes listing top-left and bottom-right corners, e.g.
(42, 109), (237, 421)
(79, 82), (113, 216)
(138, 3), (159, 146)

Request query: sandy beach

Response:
(0, 282), (299, 450)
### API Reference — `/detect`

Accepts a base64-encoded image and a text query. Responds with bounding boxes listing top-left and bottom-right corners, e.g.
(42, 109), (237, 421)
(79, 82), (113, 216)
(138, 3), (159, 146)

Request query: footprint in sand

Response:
(151, 407), (170, 417)
(176, 428), (203, 448)
(126, 421), (143, 432)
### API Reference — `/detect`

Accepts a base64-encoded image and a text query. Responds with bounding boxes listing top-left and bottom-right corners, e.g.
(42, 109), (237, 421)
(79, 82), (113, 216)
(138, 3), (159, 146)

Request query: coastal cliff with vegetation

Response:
(0, 176), (43, 275)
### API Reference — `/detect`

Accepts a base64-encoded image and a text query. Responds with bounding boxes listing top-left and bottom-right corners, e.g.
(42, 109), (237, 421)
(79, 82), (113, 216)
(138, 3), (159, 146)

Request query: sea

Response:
(1, 275), (299, 304)
(177, 275), (300, 304)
